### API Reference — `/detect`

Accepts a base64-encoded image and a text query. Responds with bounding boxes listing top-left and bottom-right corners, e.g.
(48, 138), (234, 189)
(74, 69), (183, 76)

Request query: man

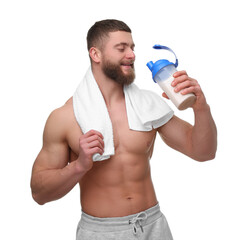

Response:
(31, 19), (217, 239)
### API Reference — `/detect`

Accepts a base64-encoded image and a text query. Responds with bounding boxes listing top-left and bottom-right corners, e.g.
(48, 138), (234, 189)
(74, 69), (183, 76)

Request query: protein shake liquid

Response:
(147, 45), (196, 110)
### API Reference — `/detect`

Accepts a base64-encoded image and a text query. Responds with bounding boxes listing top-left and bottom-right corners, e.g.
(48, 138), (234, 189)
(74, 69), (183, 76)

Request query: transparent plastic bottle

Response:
(147, 45), (196, 110)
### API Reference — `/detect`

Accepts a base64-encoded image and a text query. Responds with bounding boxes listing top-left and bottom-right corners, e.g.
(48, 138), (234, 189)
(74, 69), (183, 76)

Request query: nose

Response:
(126, 48), (135, 60)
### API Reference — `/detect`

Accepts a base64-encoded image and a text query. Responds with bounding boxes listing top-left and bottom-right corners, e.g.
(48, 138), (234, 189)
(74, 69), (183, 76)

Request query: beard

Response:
(101, 58), (135, 86)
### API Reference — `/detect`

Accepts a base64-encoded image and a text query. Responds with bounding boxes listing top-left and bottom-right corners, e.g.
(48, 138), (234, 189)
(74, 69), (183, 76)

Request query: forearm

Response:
(190, 104), (217, 161)
(31, 160), (86, 205)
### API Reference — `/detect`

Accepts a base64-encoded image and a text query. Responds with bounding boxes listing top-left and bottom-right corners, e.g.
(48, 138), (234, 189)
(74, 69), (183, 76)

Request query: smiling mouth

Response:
(121, 62), (134, 69)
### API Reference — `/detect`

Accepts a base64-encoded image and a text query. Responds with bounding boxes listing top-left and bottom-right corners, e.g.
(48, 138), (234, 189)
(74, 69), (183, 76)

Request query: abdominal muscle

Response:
(79, 152), (158, 218)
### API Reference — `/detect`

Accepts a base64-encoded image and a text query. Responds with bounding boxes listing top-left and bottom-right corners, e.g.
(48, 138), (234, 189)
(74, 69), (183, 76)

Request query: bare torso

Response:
(66, 97), (158, 217)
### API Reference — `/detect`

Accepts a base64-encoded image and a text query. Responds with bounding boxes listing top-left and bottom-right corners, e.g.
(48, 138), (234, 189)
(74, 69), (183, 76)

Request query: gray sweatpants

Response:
(76, 204), (173, 240)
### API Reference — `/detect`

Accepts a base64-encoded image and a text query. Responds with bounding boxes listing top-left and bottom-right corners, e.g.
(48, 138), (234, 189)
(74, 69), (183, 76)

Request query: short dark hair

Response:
(87, 19), (131, 51)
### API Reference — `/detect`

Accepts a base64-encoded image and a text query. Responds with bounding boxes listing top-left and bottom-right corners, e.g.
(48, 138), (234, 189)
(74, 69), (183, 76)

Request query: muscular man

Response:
(31, 20), (217, 239)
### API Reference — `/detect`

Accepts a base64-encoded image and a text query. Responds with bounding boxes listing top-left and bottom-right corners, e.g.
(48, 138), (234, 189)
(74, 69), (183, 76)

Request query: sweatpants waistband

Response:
(79, 203), (163, 232)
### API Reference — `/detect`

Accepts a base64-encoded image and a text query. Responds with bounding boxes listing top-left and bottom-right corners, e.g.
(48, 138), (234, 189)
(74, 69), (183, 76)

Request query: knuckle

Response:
(94, 147), (100, 153)
(185, 80), (191, 85)
(183, 70), (188, 75)
(195, 86), (201, 92)
(90, 130), (95, 134)
(98, 147), (104, 153)
(91, 129), (98, 135)
(183, 76), (189, 82)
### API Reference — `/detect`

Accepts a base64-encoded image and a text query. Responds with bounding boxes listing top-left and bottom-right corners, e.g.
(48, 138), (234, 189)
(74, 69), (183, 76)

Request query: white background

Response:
(1, 0), (242, 239)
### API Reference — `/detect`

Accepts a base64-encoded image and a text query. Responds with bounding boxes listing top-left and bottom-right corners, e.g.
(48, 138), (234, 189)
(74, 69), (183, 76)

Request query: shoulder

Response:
(48, 98), (73, 123)
(43, 97), (75, 142)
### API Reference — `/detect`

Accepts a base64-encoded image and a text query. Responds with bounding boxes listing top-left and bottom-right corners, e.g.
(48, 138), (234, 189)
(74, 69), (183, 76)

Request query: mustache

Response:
(120, 61), (135, 66)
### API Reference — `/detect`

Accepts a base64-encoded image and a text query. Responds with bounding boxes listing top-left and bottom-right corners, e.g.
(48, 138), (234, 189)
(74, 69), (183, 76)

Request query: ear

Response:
(89, 47), (101, 63)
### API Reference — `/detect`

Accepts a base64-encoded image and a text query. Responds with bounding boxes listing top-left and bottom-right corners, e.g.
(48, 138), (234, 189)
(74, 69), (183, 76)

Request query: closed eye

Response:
(117, 48), (125, 52)
(115, 42), (135, 52)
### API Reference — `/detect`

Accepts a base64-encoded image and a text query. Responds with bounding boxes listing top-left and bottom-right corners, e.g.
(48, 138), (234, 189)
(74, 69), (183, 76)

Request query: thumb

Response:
(162, 92), (169, 99)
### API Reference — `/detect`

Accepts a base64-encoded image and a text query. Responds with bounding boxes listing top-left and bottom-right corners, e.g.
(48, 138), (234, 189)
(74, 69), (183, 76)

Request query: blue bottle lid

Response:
(147, 45), (178, 82)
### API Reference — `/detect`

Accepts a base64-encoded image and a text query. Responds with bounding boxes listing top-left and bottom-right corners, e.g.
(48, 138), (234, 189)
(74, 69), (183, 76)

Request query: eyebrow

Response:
(114, 42), (135, 48)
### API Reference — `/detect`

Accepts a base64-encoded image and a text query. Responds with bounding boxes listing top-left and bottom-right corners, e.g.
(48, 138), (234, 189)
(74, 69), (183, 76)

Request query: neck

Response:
(92, 65), (124, 107)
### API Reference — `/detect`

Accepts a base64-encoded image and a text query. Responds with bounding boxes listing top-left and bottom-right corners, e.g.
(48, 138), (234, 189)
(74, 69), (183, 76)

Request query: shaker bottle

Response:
(147, 45), (196, 110)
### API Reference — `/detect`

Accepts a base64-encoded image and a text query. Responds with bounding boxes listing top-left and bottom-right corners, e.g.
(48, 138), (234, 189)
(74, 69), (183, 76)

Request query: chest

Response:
(68, 101), (157, 158)
(108, 102), (156, 155)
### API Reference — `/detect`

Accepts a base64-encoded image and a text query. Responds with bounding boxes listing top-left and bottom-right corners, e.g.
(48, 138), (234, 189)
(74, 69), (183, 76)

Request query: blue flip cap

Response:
(147, 45), (179, 82)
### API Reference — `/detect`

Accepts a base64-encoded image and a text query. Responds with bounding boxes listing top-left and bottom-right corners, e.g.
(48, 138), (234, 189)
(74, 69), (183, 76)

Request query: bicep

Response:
(32, 109), (70, 173)
(157, 115), (193, 156)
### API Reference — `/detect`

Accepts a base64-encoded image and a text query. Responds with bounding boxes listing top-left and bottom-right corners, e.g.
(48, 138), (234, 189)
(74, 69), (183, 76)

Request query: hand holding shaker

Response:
(147, 45), (196, 110)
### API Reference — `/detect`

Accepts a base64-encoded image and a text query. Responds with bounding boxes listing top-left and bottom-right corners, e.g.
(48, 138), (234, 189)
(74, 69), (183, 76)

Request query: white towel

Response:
(73, 67), (174, 161)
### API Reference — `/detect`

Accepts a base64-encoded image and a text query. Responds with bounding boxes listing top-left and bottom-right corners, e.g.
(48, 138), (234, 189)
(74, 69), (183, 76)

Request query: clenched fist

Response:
(76, 130), (104, 172)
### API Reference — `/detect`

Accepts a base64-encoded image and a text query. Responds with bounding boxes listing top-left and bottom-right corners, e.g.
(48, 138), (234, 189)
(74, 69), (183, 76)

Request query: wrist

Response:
(73, 160), (89, 175)
(192, 93), (210, 112)
(192, 102), (210, 113)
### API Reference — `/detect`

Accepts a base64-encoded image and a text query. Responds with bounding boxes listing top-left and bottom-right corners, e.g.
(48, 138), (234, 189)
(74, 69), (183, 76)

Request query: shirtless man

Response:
(31, 20), (217, 239)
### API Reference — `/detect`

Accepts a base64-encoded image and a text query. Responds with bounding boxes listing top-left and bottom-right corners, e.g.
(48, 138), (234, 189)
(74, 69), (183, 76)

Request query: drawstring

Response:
(129, 212), (148, 234)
